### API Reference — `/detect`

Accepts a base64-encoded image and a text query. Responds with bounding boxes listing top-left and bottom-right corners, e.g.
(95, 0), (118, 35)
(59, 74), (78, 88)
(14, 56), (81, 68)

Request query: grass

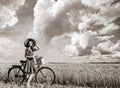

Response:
(49, 63), (120, 87)
(0, 63), (120, 87)
(0, 82), (86, 88)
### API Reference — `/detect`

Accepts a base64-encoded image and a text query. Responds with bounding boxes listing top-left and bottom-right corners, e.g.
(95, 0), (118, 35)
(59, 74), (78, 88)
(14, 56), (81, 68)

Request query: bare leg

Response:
(41, 76), (50, 88)
(39, 82), (50, 88)
(27, 74), (34, 87)
(43, 81), (50, 88)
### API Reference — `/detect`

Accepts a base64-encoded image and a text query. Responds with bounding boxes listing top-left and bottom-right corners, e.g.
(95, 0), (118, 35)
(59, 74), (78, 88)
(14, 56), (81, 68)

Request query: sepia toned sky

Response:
(0, 0), (70, 63)
(0, 0), (120, 63)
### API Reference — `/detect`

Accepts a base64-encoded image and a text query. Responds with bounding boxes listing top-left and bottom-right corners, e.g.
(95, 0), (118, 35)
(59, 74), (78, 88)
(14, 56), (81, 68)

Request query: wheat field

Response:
(51, 63), (120, 87)
(0, 63), (120, 88)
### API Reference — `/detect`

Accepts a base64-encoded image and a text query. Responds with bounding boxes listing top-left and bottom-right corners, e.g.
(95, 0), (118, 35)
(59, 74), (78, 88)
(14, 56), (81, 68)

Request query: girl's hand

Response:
(36, 44), (40, 49)
(32, 44), (40, 51)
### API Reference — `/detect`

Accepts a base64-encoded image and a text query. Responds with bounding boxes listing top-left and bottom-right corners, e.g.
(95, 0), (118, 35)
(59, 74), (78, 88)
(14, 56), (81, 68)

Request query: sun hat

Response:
(24, 38), (36, 47)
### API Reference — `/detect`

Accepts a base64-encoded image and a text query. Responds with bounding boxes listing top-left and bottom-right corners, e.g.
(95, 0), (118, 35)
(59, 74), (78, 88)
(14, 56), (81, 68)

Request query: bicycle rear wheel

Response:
(35, 67), (55, 85)
(8, 66), (24, 85)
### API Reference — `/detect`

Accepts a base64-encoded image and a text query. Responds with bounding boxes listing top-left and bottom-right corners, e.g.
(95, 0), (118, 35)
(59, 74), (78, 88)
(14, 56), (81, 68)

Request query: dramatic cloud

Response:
(0, 0), (25, 29)
(29, 0), (89, 40)
(97, 40), (120, 53)
(0, 0), (120, 63)
(30, 0), (120, 57)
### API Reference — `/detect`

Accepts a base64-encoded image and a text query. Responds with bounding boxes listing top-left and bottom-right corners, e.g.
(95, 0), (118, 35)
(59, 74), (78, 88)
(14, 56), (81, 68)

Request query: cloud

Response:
(29, 0), (90, 41)
(0, 0), (25, 29)
(64, 45), (80, 56)
(97, 40), (120, 54)
(99, 23), (119, 34)
(0, 37), (23, 62)
(30, 0), (120, 57)
(81, 0), (113, 8)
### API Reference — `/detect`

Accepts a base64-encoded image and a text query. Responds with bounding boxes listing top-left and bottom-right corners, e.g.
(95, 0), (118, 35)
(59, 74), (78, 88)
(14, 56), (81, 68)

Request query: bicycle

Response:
(7, 56), (56, 85)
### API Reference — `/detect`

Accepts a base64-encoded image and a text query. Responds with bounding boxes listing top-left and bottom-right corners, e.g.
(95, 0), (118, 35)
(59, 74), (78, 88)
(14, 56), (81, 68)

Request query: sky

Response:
(0, 0), (120, 63)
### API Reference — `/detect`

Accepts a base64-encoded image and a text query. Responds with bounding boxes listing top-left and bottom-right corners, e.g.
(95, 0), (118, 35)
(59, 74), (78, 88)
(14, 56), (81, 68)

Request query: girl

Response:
(24, 38), (40, 87)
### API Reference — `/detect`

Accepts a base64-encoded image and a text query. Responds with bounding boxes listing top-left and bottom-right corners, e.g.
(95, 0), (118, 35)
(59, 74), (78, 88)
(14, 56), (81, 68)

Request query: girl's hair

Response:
(25, 41), (30, 47)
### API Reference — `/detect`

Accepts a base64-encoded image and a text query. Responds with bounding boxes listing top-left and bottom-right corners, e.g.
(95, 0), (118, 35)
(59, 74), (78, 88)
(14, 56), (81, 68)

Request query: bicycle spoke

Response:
(8, 67), (24, 84)
(41, 70), (53, 82)
(14, 68), (19, 83)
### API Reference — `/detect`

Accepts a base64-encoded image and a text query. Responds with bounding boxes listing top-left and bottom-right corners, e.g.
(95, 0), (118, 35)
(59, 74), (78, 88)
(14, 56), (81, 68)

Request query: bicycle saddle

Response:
(12, 65), (21, 67)
(20, 60), (26, 64)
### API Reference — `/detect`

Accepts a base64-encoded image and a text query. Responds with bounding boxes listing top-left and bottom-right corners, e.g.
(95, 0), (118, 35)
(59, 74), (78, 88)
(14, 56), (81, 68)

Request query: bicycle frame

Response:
(8, 60), (55, 85)
(11, 61), (27, 77)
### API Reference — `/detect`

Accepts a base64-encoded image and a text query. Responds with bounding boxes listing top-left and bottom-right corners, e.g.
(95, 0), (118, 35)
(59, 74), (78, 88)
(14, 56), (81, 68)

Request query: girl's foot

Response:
(27, 75), (29, 79)
(26, 84), (31, 88)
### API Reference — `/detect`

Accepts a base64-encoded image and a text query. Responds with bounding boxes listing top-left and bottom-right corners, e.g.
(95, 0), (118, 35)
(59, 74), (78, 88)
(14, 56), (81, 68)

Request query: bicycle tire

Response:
(8, 66), (25, 85)
(35, 67), (56, 85)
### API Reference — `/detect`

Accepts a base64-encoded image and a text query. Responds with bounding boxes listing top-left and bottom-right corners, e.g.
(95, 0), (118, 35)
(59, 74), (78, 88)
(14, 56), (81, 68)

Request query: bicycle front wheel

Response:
(8, 66), (24, 85)
(35, 67), (55, 85)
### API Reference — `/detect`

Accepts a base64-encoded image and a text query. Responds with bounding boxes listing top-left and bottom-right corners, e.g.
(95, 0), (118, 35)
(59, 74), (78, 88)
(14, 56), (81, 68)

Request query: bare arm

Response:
(25, 55), (33, 58)
(32, 44), (40, 51)
(35, 44), (40, 50)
